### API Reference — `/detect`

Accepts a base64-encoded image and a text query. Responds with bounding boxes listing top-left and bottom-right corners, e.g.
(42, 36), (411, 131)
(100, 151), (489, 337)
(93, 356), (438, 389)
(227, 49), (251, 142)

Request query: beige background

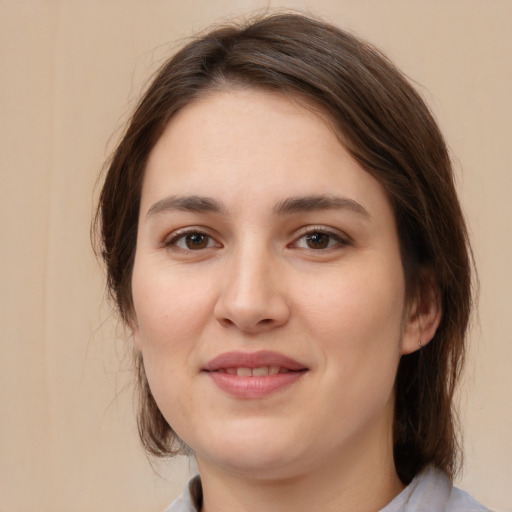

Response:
(0, 0), (510, 510)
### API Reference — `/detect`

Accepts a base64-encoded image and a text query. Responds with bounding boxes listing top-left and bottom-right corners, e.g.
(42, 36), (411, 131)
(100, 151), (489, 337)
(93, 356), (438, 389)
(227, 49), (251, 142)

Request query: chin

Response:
(207, 451), (308, 482)
(192, 423), (310, 480)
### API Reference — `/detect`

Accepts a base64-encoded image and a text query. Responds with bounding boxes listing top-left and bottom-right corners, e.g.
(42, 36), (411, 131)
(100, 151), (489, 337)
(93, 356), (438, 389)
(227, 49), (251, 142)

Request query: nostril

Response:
(217, 315), (277, 333)
(219, 318), (235, 328)
(214, 293), (291, 333)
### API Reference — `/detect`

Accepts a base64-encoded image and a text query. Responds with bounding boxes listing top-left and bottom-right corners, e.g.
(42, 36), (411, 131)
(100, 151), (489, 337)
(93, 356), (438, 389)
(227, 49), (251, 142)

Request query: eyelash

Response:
(164, 228), (222, 252)
(163, 226), (350, 253)
(291, 227), (349, 251)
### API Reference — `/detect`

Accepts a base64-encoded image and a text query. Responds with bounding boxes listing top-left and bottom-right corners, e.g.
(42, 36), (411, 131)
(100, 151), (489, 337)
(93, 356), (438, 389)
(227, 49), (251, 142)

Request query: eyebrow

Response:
(273, 195), (370, 218)
(146, 194), (370, 219)
(146, 195), (226, 218)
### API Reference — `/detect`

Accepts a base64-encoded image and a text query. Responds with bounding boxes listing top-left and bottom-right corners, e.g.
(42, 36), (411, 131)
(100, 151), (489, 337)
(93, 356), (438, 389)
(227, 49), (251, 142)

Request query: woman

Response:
(96, 13), (490, 511)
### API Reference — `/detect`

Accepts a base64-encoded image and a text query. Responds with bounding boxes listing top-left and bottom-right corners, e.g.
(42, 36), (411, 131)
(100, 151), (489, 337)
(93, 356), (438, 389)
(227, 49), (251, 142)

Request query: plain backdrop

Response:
(0, 1), (510, 511)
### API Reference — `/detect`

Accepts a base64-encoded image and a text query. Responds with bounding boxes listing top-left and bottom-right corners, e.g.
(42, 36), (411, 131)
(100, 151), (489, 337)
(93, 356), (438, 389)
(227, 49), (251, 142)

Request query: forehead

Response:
(147, 88), (340, 170)
(141, 88), (392, 220)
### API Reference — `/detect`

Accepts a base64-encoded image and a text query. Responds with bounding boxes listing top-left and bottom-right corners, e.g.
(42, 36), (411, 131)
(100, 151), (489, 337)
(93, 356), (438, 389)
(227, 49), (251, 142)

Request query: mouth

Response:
(217, 366), (295, 376)
(203, 349), (307, 373)
(202, 351), (308, 398)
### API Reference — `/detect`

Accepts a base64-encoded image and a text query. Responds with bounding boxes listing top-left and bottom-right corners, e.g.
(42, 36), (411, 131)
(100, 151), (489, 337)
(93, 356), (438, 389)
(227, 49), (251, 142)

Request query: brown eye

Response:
(292, 229), (347, 251)
(169, 231), (219, 251)
(185, 233), (209, 249)
(305, 232), (331, 249)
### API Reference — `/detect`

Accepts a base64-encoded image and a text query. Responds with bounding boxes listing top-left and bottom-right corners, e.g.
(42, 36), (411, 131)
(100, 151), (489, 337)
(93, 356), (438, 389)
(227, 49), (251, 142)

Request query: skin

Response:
(131, 88), (440, 512)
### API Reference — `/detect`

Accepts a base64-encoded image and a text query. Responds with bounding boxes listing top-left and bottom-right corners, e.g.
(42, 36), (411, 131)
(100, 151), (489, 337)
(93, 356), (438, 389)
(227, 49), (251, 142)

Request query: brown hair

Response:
(95, 13), (473, 484)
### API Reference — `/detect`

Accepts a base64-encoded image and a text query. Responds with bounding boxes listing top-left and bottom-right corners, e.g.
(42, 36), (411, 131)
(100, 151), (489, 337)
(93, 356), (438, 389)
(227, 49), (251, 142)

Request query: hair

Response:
(95, 12), (473, 484)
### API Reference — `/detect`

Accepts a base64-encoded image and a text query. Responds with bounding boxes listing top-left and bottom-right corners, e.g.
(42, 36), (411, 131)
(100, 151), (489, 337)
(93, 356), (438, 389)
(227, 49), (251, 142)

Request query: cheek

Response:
(298, 261), (405, 343)
(130, 261), (221, 424)
(131, 261), (215, 351)
(130, 267), (205, 426)
(298, 260), (405, 398)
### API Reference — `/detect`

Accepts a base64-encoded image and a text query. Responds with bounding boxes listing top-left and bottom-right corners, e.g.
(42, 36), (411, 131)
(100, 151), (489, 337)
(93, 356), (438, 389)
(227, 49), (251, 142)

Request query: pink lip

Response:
(204, 350), (306, 371)
(203, 350), (308, 399)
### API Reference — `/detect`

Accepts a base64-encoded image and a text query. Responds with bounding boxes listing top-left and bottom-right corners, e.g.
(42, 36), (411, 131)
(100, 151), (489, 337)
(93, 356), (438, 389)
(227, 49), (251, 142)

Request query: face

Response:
(131, 89), (420, 480)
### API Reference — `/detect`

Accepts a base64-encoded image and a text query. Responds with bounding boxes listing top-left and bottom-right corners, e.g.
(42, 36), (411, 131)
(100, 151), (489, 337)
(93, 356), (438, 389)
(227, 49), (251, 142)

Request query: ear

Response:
(401, 269), (442, 355)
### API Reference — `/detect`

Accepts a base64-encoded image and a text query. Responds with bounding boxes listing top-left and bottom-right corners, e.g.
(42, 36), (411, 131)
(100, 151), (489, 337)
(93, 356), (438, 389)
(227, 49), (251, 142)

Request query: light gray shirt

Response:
(165, 466), (490, 511)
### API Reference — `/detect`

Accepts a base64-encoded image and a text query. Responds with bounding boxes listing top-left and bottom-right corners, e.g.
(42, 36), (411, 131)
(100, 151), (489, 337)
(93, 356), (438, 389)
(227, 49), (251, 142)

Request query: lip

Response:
(204, 350), (307, 372)
(203, 350), (308, 398)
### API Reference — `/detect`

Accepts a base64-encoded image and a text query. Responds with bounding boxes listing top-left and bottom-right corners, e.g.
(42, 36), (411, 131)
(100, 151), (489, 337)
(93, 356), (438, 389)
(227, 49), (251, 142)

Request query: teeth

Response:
(252, 366), (269, 376)
(269, 366), (280, 375)
(227, 366), (284, 377)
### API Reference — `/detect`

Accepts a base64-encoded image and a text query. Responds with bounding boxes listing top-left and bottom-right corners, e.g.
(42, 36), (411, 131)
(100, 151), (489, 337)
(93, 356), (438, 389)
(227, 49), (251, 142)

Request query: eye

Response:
(293, 229), (347, 250)
(167, 231), (220, 251)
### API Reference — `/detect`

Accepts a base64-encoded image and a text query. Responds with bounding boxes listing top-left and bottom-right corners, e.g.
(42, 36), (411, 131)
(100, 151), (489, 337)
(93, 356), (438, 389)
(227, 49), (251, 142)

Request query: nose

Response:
(213, 248), (291, 334)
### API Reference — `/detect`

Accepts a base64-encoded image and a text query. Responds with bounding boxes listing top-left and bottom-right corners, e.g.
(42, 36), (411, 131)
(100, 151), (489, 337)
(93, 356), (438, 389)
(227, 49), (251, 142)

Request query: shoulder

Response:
(446, 484), (492, 512)
(381, 466), (492, 512)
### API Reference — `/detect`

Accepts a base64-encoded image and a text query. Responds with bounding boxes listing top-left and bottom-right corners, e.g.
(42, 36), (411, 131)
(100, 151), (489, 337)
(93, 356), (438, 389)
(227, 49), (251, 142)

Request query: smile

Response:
(203, 351), (308, 398)
(219, 366), (291, 376)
